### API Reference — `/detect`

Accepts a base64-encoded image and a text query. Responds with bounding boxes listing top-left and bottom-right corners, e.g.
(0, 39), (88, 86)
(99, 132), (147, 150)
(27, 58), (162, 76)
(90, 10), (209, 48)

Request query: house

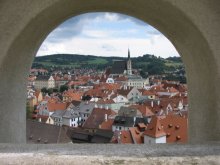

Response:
(53, 75), (70, 88)
(62, 109), (82, 127)
(111, 94), (129, 103)
(106, 77), (114, 84)
(126, 75), (149, 89)
(96, 99), (125, 111)
(139, 89), (156, 100)
(69, 102), (96, 125)
(37, 101), (67, 117)
(82, 108), (116, 132)
(160, 115), (188, 143)
(46, 116), (54, 125)
(112, 116), (135, 131)
(34, 75), (55, 89)
(129, 104), (154, 123)
(117, 87), (142, 102)
(118, 106), (142, 117)
(66, 100), (81, 110)
(51, 110), (66, 126)
(143, 116), (166, 144)
(62, 90), (83, 102)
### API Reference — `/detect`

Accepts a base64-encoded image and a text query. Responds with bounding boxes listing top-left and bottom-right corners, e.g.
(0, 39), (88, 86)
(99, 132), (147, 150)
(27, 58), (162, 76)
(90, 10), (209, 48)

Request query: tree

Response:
(59, 85), (69, 93)
(53, 88), (59, 93)
(82, 95), (92, 101)
(41, 87), (48, 94)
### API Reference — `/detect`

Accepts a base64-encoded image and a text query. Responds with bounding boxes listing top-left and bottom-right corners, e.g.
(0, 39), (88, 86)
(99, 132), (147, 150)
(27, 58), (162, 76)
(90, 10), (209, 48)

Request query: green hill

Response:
(32, 54), (185, 77)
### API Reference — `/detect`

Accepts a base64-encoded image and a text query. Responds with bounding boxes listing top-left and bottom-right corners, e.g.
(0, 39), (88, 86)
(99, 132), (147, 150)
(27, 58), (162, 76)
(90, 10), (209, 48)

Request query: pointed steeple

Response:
(128, 48), (130, 60)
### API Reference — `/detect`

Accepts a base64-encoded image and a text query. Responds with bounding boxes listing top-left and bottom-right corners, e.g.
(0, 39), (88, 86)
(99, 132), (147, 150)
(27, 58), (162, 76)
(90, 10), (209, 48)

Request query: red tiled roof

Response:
(47, 102), (67, 112)
(144, 116), (166, 138)
(129, 105), (154, 117)
(119, 130), (133, 144)
(63, 90), (83, 101)
(83, 108), (116, 129)
(160, 115), (188, 143)
(99, 119), (114, 130)
(115, 76), (128, 81)
(129, 127), (144, 144)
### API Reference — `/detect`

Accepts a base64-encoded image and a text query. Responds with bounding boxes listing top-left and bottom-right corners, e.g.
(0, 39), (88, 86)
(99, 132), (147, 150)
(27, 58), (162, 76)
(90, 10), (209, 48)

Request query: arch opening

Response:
(0, 0), (219, 144)
(27, 12), (188, 144)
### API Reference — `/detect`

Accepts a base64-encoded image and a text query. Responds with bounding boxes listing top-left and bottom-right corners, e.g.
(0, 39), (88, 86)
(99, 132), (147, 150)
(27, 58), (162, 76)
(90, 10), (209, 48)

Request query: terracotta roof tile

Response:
(144, 116), (166, 138)
(129, 127), (144, 144)
(99, 119), (114, 130)
(47, 102), (67, 112)
(160, 115), (188, 143)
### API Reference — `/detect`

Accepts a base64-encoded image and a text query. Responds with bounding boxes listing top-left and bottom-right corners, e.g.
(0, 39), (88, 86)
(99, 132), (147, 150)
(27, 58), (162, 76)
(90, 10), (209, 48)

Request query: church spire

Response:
(128, 48), (130, 60)
(127, 48), (132, 75)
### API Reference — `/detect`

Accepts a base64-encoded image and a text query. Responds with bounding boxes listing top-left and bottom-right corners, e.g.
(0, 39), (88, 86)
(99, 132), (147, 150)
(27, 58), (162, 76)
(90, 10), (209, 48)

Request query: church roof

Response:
(111, 60), (127, 74)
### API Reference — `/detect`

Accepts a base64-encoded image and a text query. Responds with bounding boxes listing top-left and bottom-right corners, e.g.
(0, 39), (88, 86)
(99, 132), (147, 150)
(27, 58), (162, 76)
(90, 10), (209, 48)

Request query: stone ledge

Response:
(0, 143), (219, 164)
(0, 154), (219, 165)
(0, 143), (219, 156)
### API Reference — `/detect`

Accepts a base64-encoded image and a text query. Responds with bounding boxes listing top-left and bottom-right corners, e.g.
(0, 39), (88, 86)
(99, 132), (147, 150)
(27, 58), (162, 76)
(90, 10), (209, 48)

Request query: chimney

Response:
(157, 100), (160, 105)
(105, 114), (108, 121)
(151, 101), (154, 107)
(133, 116), (136, 126)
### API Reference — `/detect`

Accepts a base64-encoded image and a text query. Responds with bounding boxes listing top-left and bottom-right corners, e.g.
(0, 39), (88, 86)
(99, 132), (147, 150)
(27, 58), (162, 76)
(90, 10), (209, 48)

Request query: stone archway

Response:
(0, 0), (219, 143)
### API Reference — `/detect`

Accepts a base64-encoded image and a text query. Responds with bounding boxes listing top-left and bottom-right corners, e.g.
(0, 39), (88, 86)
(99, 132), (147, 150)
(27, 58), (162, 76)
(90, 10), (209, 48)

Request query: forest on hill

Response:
(32, 54), (186, 83)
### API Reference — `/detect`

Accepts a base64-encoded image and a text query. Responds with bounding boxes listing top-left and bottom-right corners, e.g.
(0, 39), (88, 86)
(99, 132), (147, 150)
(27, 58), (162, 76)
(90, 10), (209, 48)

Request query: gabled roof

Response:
(118, 106), (142, 117)
(82, 108), (116, 129)
(62, 109), (80, 119)
(129, 105), (154, 117)
(144, 116), (166, 138)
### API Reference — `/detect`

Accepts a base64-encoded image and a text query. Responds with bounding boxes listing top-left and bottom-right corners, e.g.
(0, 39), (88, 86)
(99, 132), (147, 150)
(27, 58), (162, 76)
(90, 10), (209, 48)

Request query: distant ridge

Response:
(32, 54), (184, 77)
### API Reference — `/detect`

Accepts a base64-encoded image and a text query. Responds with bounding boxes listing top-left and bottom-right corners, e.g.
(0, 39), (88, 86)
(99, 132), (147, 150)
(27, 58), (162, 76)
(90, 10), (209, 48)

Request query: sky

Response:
(36, 12), (179, 58)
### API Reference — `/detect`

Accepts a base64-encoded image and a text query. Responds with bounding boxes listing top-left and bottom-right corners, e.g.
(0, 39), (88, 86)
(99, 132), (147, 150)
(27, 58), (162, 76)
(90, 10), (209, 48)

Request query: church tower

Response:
(127, 48), (132, 75)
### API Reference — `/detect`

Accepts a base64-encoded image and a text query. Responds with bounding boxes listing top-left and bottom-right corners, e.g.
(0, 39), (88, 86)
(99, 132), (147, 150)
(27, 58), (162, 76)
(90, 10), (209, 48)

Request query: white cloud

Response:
(37, 35), (178, 58)
(36, 12), (179, 58)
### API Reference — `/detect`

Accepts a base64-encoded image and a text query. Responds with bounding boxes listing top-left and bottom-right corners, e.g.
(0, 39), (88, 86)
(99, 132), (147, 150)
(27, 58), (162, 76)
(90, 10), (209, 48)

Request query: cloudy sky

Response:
(37, 12), (179, 58)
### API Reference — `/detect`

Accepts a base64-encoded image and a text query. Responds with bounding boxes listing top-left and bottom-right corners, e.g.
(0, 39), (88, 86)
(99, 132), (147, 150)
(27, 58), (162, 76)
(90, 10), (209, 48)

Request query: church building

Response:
(109, 49), (133, 76)
(106, 49), (149, 89)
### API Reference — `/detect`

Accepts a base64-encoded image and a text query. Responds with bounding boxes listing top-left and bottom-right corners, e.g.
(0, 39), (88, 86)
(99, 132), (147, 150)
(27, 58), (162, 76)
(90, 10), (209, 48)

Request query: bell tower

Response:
(127, 48), (132, 75)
